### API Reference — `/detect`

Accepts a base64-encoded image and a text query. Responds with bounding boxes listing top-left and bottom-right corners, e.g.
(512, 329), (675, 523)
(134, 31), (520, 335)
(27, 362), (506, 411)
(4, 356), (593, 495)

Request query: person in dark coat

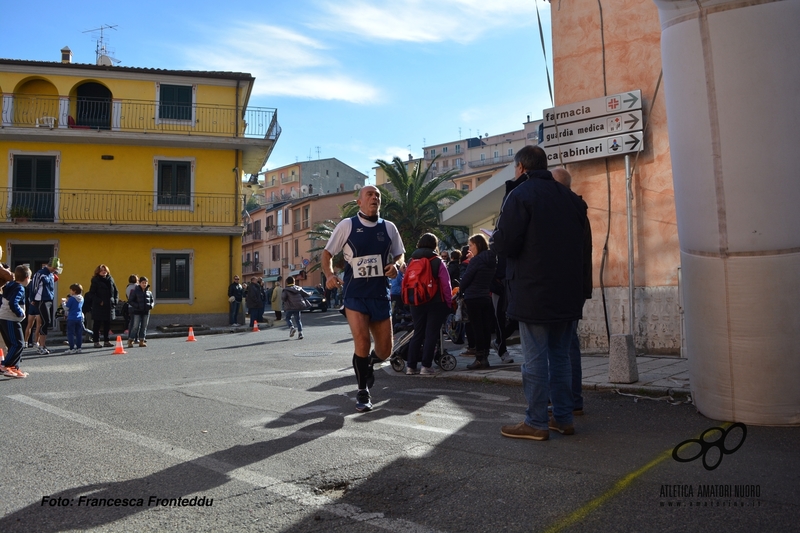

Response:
(493, 145), (590, 442)
(447, 249), (461, 289)
(127, 276), (155, 348)
(245, 277), (262, 328)
(88, 264), (119, 348)
(458, 233), (497, 370)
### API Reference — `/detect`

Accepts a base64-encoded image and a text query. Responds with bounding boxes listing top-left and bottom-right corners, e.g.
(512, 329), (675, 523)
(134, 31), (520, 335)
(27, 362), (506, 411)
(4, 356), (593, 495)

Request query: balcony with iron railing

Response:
(242, 261), (263, 275)
(1, 94), (280, 139)
(1, 188), (239, 230)
(243, 229), (263, 243)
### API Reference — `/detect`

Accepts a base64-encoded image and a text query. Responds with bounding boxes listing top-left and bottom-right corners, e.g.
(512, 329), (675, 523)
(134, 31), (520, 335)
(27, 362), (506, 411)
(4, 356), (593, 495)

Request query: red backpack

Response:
(402, 257), (440, 305)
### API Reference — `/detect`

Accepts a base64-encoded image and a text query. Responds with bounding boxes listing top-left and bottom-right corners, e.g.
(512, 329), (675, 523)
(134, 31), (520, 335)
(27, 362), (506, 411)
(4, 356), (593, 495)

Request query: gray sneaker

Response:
(500, 352), (514, 364)
(419, 366), (439, 376)
(298, 332), (304, 340)
(405, 366), (420, 375)
(289, 327), (296, 337)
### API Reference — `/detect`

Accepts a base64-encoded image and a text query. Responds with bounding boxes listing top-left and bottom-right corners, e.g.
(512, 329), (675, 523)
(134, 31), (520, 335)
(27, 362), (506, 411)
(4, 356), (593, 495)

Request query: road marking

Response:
(8, 394), (444, 533)
(542, 422), (736, 533)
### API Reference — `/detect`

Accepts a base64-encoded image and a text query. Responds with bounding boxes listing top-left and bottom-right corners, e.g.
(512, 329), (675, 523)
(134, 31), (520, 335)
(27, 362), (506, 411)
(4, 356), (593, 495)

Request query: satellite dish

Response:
(300, 185), (309, 194)
(290, 190), (298, 198)
(354, 184), (362, 190)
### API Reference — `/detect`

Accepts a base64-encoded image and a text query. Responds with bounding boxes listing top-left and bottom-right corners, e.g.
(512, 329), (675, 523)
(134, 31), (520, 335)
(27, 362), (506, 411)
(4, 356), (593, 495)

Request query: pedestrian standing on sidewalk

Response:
(493, 145), (590, 441)
(228, 275), (243, 326)
(403, 233), (452, 376)
(127, 277), (154, 347)
(63, 283), (85, 354)
(0, 265), (31, 378)
(551, 167), (593, 416)
(88, 264), (118, 348)
(31, 257), (62, 354)
(281, 276), (311, 340)
(458, 233), (497, 370)
(245, 277), (262, 329)
(321, 185), (405, 412)
(270, 280), (283, 322)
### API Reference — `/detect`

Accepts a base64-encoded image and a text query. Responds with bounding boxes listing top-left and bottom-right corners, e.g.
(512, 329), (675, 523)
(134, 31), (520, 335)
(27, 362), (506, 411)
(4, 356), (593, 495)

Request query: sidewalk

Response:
(429, 340), (692, 400)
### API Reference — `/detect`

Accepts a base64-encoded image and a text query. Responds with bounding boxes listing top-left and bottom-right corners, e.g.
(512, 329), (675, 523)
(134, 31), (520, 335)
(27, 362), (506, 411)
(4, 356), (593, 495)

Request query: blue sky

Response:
(2, 0), (553, 181)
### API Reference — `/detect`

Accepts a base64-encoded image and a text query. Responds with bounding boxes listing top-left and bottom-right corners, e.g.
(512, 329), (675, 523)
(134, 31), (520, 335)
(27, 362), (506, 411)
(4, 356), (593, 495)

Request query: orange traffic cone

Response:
(112, 335), (127, 355)
(0, 347), (4, 363)
(252, 321), (259, 332)
(186, 327), (197, 342)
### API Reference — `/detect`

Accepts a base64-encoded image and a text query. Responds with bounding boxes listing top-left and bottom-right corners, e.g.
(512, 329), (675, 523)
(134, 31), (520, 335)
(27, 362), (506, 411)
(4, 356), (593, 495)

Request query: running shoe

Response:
(36, 346), (50, 355)
(289, 327), (296, 337)
(2, 367), (20, 378)
(405, 366), (420, 375)
(355, 390), (372, 412)
(298, 333), (304, 340)
(419, 366), (440, 376)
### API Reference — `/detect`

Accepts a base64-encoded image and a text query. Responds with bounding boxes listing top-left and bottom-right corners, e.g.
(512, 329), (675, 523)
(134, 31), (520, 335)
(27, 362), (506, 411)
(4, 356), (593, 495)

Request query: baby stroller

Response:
(389, 320), (458, 372)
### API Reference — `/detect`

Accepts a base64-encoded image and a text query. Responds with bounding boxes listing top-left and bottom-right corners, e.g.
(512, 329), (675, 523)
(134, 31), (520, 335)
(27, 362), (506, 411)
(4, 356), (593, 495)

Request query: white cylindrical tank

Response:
(653, 0), (800, 425)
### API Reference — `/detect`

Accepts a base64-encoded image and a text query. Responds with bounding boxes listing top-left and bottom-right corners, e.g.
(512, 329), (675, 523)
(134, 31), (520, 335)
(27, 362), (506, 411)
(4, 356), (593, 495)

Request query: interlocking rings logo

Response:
(672, 423), (747, 471)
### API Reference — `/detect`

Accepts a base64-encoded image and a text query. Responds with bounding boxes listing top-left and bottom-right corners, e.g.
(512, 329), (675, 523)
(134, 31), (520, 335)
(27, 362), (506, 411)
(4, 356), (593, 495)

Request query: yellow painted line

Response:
(544, 422), (733, 533)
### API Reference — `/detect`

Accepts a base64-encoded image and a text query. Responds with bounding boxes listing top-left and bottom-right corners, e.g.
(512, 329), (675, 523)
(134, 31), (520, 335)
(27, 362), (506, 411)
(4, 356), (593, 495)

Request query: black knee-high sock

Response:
(353, 353), (370, 390)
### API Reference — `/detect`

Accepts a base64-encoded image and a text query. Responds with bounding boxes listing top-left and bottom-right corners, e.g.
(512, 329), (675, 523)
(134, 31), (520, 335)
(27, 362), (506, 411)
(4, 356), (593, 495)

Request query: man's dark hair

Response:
(514, 145), (548, 171)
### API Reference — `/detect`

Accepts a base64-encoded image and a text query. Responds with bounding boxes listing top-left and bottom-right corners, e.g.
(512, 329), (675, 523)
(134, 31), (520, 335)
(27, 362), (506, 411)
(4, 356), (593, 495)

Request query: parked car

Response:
(301, 287), (328, 312)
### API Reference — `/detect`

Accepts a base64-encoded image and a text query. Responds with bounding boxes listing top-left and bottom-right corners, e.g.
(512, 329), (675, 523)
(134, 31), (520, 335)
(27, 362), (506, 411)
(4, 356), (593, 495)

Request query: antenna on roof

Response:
(83, 24), (120, 66)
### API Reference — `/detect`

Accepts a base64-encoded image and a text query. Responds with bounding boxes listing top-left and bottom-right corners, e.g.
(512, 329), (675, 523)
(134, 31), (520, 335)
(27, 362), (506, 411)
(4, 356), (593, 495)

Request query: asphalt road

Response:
(1, 311), (798, 532)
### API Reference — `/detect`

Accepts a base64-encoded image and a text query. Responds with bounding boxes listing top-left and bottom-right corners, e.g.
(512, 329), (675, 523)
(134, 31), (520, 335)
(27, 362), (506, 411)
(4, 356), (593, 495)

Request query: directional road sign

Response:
(544, 132), (644, 166)
(542, 110), (642, 147)
(543, 90), (642, 128)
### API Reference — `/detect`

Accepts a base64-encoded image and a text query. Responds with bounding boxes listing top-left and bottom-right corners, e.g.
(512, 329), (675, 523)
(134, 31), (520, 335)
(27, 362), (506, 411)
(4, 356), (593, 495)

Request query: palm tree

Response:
(372, 155), (465, 251)
(305, 219), (340, 274)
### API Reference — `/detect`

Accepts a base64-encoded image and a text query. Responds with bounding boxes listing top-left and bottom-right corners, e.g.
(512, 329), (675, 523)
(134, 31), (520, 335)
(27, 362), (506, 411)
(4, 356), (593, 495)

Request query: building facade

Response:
(1, 51), (280, 327)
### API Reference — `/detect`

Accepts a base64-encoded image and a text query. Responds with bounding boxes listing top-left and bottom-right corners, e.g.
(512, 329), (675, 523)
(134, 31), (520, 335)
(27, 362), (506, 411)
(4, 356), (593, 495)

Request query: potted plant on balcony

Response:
(242, 260), (252, 271)
(8, 205), (34, 223)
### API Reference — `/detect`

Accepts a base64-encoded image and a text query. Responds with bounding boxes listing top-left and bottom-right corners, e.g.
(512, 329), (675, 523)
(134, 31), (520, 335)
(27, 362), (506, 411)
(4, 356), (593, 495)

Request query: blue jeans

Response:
(67, 319), (83, 349)
(286, 310), (302, 332)
(519, 321), (574, 430)
(229, 301), (241, 324)
(128, 314), (150, 341)
(568, 320), (583, 410)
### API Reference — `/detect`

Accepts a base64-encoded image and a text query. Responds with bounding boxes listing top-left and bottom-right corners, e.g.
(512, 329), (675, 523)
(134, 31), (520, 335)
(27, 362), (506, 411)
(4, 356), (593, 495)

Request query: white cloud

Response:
(181, 23), (380, 104)
(370, 146), (420, 164)
(312, 0), (548, 44)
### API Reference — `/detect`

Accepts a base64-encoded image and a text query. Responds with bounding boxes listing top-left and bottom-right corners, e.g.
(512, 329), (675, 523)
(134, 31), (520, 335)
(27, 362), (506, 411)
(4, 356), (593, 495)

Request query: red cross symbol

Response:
(607, 97), (620, 110)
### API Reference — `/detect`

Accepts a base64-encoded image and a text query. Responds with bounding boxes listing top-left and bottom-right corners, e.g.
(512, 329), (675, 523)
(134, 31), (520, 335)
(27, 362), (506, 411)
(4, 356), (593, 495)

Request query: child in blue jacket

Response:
(64, 283), (85, 353)
(0, 265), (32, 378)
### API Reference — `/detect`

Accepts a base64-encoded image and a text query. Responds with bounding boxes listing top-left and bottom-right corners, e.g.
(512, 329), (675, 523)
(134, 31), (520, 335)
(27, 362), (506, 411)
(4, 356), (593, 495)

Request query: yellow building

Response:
(0, 51), (280, 327)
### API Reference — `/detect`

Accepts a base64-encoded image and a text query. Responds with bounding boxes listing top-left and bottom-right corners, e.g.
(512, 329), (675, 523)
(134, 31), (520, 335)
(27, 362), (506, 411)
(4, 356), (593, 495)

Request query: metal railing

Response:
(2, 94), (279, 139)
(1, 188), (237, 226)
(243, 230), (263, 243)
(242, 261), (263, 274)
(468, 154), (515, 169)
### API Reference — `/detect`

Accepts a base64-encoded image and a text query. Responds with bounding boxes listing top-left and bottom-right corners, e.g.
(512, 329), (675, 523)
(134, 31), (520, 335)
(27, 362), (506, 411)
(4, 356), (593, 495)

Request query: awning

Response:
(440, 162), (515, 227)
(263, 276), (280, 282)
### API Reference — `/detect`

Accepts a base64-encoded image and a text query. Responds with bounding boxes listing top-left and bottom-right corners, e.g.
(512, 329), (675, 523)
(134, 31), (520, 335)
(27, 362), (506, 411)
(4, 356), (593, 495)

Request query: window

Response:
(442, 146), (448, 153)
(461, 183), (470, 191)
(293, 208), (301, 231)
(508, 148), (514, 156)
(455, 144), (461, 154)
(12, 154), (57, 221)
(254, 251), (260, 268)
(246, 252), (251, 263)
(272, 244), (280, 261)
(494, 151), (499, 159)
(430, 149), (436, 157)
(157, 160), (192, 206)
(158, 84), (193, 121)
(442, 159), (449, 168)
(480, 153), (486, 161)
(284, 242), (289, 263)
(294, 238), (299, 257)
(270, 175), (276, 186)
(302, 206), (310, 229)
(156, 252), (190, 300)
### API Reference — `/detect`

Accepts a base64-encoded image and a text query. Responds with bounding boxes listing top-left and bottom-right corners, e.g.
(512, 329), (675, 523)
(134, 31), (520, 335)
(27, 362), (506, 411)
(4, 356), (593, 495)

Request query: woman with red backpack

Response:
(402, 233), (452, 376)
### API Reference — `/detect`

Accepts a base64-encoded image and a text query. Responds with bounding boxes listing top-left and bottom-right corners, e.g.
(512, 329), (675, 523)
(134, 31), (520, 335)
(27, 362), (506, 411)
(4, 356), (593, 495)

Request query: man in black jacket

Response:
(492, 146), (590, 442)
(228, 275), (243, 326)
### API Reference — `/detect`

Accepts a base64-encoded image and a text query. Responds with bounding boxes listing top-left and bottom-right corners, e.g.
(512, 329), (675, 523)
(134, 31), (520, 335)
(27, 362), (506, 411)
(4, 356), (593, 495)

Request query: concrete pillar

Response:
(653, 0), (800, 425)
